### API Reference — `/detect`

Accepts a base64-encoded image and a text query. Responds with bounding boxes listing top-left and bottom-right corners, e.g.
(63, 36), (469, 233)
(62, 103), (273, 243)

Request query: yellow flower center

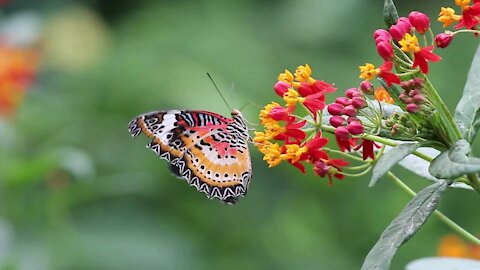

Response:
(262, 143), (282, 167)
(294, 64), (312, 82)
(399, 33), (421, 53)
(359, 63), (380, 81)
(438, 7), (462, 27)
(277, 69), (294, 83)
(259, 101), (281, 124)
(264, 121), (286, 138)
(283, 89), (305, 107)
(281, 144), (308, 163)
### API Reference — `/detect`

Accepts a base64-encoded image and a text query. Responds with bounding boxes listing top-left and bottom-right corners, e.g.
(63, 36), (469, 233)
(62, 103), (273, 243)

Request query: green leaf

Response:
(429, 140), (480, 179)
(361, 180), (448, 270)
(369, 143), (420, 187)
(454, 44), (480, 143)
(383, 0), (399, 27)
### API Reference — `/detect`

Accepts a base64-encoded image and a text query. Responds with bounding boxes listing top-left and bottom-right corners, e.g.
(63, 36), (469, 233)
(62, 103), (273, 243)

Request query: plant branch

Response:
(387, 171), (480, 245)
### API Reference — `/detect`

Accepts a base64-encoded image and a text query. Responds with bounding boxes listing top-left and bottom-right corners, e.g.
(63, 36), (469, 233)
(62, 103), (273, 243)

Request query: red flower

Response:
(412, 46), (441, 74)
(455, 2), (480, 30)
(303, 91), (326, 120)
(314, 158), (350, 186)
(274, 116), (306, 143)
(378, 61), (401, 86)
(354, 139), (380, 160)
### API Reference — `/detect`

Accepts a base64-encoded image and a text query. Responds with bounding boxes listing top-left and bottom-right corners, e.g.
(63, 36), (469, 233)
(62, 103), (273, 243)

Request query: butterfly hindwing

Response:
(129, 110), (252, 203)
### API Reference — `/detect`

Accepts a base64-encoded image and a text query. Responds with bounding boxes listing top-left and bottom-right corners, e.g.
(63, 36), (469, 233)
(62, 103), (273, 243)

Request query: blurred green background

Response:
(0, 0), (478, 269)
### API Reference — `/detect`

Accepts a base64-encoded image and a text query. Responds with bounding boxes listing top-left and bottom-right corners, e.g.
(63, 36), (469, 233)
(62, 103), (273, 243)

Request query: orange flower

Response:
(374, 87), (394, 104)
(437, 234), (480, 259)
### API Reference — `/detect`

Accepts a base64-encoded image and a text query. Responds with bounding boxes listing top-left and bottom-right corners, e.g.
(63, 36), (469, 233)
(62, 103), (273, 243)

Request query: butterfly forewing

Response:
(128, 110), (252, 203)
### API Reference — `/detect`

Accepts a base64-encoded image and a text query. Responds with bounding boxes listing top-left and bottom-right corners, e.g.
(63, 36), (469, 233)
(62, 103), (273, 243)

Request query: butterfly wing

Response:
(128, 110), (252, 204)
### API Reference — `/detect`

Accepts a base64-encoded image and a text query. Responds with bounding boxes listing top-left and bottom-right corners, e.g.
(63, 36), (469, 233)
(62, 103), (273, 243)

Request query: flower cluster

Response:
(436, 1), (480, 48)
(255, 65), (351, 185)
(0, 44), (40, 117)
(256, 1), (480, 186)
(398, 78), (431, 114)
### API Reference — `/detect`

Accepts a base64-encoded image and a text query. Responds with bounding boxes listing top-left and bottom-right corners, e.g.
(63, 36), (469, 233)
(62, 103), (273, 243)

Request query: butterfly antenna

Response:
(207, 73), (233, 112)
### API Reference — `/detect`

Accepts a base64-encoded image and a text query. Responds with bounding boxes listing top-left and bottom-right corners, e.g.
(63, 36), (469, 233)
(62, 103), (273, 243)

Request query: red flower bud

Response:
(329, 116), (345, 127)
(409, 11), (430, 34)
(376, 41), (394, 61)
(413, 94), (426, 104)
(345, 88), (360, 99)
(269, 106), (288, 120)
(343, 105), (357, 117)
(397, 17), (413, 33)
(352, 97), (366, 109)
(347, 116), (360, 123)
(335, 97), (351, 106)
(360, 81), (374, 95)
(405, 97), (413, 104)
(435, 33), (454, 48)
(412, 78), (424, 88)
(399, 93), (407, 101)
(347, 121), (364, 135)
(389, 25), (406, 41)
(327, 103), (344, 115)
(334, 126), (350, 140)
(400, 81), (412, 90)
(406, 103), (420, 113)
(409, 89), (420, 97)
(274, 81), (290, 97)
(373, 29), (391, 43)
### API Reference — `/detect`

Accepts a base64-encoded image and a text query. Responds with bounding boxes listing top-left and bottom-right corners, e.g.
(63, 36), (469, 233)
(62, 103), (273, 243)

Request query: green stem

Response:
(387, 171), (480, 245)
(423, 77), (463, 141)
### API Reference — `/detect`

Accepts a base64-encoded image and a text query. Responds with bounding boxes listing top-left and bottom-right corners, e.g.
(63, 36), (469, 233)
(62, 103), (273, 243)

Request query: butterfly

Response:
(128, 109), (252, 204)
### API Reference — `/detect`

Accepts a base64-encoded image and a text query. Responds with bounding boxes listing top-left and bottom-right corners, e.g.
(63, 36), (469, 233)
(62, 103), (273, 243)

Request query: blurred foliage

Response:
(0, 0), (479, 269)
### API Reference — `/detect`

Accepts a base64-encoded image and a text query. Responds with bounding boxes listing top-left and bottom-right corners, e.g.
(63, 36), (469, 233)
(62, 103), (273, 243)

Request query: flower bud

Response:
(412, 78), (424, 88)
(435, 33), (454, 48)
(408, 11), (430, 34)
(405, 97), (413, 104)
(406, 103), (420, 113)
(389, 25), (406, 41)
(347, 121), (364, 135)
(269, 106), (288, 120)
(343, 105), (357, 117)
(360, 80), (374, 95)
(413, 94), (426, 104)
(347, 116), (360, 123)
(335, 97), (351, 106)
(274, 81), (290, 97)
(327, 103), (344, 115)
(329, 116), (345, 127)
(373, 29), (391, 43)
(334, 126), (350, 140)
(376, 41), (394, 61)
(399, 93), (407, 101)
(352, 97), (366, 109)
(400, 81), (412, 90)
(345, 88), (360, 98)
(397, 17), (413, 33)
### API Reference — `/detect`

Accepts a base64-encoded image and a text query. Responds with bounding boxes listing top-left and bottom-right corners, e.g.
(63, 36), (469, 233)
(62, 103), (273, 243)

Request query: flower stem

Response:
(387, 171), (480, 245)
(423, 77), (463, 141)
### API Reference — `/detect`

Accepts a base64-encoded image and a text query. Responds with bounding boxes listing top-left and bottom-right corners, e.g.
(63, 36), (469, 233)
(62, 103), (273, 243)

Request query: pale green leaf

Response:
(429, 140), (480, 179)
(454, 44), (480, 143)
(370, 143), (420, 187)
(361, 180), (448, 270)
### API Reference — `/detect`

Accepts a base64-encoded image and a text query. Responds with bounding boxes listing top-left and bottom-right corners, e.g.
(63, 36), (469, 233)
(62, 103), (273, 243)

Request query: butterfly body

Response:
(128, 109), (252, 204)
